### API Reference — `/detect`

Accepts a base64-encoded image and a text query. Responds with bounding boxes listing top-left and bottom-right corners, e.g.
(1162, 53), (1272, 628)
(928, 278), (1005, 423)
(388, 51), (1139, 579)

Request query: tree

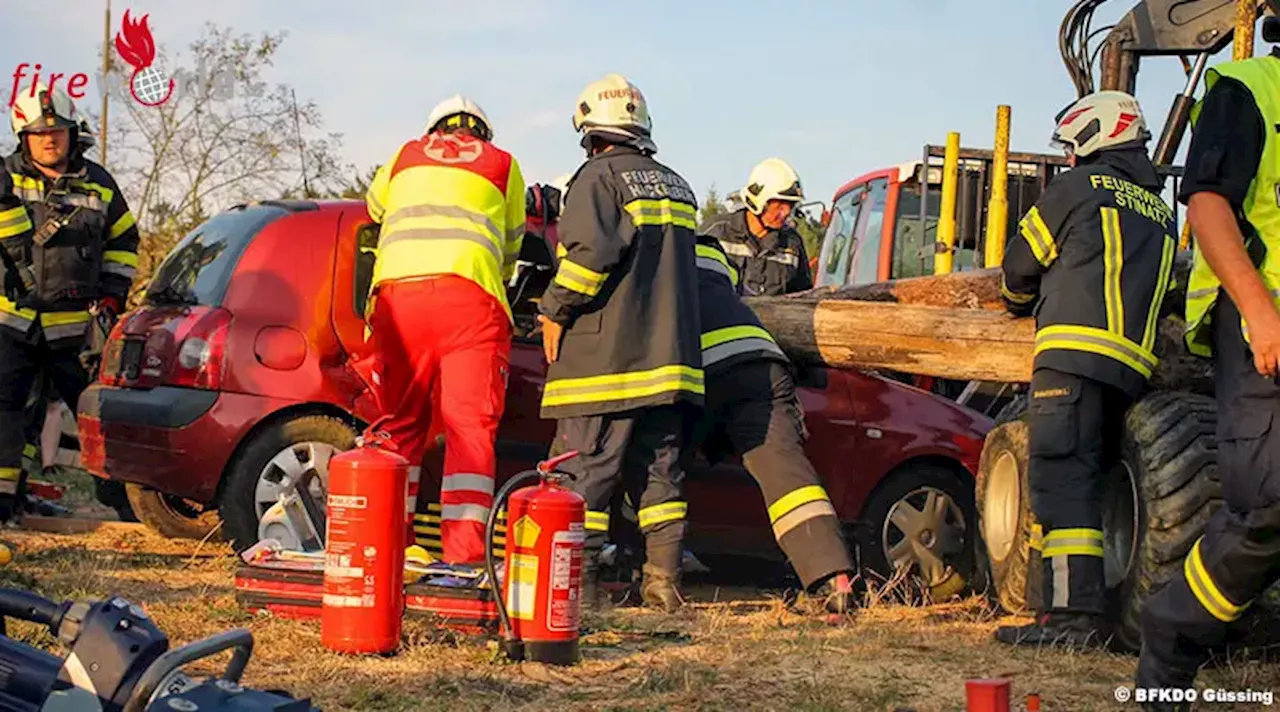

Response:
(86, 23), (350, 305)
(700, 184), (729, 226)
(792, 212), (826, 266)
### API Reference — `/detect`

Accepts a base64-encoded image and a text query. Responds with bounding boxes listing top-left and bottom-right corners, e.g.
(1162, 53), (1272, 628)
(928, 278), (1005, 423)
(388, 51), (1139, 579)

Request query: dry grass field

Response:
(2, 518), (1278, 712)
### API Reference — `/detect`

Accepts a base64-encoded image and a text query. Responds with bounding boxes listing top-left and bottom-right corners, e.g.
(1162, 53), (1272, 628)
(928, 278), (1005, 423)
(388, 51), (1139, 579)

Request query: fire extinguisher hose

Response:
(484, 469), (541, 661)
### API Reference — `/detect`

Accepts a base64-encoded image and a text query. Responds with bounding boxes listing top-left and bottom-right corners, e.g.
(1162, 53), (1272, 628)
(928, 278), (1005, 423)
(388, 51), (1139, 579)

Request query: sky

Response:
(1, 0), (1265, 211)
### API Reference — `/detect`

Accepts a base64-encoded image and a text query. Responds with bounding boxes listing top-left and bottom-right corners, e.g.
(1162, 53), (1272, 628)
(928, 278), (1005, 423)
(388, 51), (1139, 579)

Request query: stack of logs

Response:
(743, 251), (1213, 395)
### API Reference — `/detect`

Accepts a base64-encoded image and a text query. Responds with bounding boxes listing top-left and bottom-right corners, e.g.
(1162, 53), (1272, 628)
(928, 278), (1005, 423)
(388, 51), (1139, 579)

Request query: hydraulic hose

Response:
(484, 469), (541, 662)
(0, 588), (64, 631)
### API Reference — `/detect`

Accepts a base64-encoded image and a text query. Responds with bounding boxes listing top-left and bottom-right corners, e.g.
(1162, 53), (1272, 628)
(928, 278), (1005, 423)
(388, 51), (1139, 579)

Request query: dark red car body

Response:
(78, 198), (993, 572)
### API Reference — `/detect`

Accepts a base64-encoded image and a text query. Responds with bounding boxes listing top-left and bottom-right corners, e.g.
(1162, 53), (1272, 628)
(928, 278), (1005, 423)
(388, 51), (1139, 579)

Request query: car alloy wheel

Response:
(881, 485), (968, 589)
(254, 440), (338, 548)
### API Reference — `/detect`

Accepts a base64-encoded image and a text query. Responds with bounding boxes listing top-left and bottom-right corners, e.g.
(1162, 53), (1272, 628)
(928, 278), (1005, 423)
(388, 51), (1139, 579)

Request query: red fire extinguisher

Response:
(483, 450), (586, 666)
(322, 416), (407, 655)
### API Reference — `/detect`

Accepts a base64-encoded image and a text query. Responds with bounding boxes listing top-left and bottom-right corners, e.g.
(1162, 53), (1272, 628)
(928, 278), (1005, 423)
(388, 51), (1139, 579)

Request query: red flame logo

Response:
(113, 10), (175, 107)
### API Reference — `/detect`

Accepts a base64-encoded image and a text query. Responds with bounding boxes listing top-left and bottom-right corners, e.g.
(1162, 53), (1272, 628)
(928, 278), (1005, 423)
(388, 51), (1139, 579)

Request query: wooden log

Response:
(746, 251), (1213, 393)
(745, 297), (1036, 382)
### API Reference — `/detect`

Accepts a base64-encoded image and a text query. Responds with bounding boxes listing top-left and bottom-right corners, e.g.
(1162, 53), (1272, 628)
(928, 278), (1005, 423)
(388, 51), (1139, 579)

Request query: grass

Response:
(1, 526), (1278, 711)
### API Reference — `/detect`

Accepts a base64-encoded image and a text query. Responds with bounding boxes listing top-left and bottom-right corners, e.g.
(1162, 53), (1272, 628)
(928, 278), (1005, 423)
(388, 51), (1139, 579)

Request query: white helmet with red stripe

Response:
(10, 82), (80, 138)
(1051, 90), (1150, 158)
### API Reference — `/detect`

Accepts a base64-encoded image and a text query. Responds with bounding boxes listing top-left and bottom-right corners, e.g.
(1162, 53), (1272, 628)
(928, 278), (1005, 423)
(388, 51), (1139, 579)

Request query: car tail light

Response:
(170, 307), (233, 390)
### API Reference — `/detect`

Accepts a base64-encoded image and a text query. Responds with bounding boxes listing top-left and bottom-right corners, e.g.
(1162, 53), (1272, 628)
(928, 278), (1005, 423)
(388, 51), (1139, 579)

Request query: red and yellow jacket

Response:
(364, 131), (525, 320)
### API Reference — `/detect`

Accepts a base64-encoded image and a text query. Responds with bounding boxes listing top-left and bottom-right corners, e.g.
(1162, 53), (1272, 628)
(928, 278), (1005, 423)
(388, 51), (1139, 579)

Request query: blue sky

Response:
(2, 0), (1263, 209)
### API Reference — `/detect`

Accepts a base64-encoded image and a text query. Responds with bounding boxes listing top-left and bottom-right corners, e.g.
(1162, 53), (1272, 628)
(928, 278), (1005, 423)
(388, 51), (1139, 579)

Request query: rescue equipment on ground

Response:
(321, 416), (407, 655)
(484, 450), (586, 666)
(0, 586), (318, 711)
(234, 543), (502, 636)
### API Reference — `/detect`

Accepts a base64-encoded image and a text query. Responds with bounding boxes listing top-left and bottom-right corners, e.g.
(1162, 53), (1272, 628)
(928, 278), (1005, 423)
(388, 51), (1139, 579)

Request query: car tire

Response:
(975, 418), (1034, 614)
(855, 463), (978, 602)
(126, 483), (222, 540)
(218, 414), (357, 552)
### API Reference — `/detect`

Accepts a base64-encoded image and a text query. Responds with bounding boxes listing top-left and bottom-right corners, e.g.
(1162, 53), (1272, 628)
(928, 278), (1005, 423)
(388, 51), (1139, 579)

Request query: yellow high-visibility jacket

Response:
(364, 131), (525, 320)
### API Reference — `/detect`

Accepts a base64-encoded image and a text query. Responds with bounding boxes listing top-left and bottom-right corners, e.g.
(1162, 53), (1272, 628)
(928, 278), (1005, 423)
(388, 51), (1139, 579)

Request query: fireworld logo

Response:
(8, 8), (265, 109)
(113, 10), (175, 106)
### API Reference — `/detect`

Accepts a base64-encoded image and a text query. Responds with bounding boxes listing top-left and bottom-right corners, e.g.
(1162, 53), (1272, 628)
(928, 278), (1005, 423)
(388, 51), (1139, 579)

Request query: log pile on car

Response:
(743, 251), (1212, 395)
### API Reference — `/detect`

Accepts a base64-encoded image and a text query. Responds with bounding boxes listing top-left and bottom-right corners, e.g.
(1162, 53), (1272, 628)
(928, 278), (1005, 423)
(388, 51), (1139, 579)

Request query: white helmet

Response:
(10, 82), (79, 138)
(741, 158), (804, 215)
(572, 73), (655, 153)
(1051, 90), (1151, 158)
(425, 94), (493, 141)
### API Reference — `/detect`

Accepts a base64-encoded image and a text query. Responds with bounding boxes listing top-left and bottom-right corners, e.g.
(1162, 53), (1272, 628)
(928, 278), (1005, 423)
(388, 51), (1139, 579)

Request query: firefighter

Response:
(1134, 41), (1280, 708)
(994, 90), (1177, 648)
(363, 94), (526, 567)
(0, 83), (139, 524)
(692, 232), (858, 614)
(536, 73), (703, 612)
(698, 158), (812, 296)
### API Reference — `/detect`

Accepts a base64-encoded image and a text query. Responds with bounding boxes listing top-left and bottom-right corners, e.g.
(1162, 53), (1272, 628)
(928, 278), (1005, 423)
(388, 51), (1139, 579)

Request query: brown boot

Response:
(639, 564), (684, 612)
(579, 555), (606, 613)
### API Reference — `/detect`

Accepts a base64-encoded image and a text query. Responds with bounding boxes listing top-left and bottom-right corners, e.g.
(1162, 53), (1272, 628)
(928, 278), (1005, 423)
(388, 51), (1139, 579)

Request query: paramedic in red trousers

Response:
(1135, 34), (1280, 711)
(536, 74), (703, 612)
(0, 84), (139, 524)
(363, 95), (526, 566)
(697, 158), (812, 296)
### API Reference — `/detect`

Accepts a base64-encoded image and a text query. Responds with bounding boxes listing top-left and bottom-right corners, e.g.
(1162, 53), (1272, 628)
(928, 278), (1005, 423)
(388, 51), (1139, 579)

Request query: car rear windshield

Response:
(144, 204), (290, 306)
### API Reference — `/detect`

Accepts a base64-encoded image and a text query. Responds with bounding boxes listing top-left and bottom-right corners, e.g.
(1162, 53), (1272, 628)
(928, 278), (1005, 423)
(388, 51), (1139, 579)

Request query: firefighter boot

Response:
(994, 612), (1108, 650)
(639, 564), (684, 613)
(579, 550), (605, 613)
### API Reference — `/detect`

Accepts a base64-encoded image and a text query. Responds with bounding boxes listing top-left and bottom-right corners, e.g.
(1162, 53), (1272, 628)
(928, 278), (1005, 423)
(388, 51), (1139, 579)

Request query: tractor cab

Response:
(816, 148), (1070, 290)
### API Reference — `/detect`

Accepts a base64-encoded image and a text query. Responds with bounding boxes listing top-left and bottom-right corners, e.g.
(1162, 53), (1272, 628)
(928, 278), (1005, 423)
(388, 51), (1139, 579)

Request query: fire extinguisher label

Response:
(507, 553), (539, 621)
(548, 529), (585, 632)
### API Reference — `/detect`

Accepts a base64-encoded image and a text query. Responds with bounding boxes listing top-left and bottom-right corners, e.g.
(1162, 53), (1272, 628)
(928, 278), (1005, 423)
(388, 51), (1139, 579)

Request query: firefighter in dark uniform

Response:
(994, 90), (1177, 648)
(0, 83), (140, 523)
(691, 232), (858, 613)
(536, 74), (703, 612)
(698, 158), (812, 296)
(1135, 37), (1280, 709)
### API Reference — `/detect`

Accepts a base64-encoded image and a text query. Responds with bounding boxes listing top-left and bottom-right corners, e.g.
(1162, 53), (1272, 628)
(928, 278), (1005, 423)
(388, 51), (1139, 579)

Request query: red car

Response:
(77, 195), (993, 592)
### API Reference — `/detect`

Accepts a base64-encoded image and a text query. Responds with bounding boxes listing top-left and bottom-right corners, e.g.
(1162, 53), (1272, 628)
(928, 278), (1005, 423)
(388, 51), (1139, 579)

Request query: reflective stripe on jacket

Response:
(538, 146), (704, 419)
(1184, 55), (1280, 357)
(695, 234), (788, 377)
(364, 131), (525, 321)
(1, 153), (139, 342)
(1001, 148), (1177, 397)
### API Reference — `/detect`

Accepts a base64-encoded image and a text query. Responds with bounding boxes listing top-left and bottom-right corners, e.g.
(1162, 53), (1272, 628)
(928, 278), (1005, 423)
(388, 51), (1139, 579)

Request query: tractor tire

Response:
(975, 418), (1035, 614)
(126, 484), (223, 541)
(1110, 391), (1220, 652)
(993, 393), (1028, 426)
(218, 414), (357, 552)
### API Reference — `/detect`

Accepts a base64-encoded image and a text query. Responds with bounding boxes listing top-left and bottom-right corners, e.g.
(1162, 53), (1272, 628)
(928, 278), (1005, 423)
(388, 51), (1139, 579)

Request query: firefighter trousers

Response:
(549, 403), (694, 575)
(1138, 297), (1280, 688)
(0, 327), (89, 521)
(369, 275), (511, 565)
(696, 359), (853, 591)
(1026, 367), (1131, 616)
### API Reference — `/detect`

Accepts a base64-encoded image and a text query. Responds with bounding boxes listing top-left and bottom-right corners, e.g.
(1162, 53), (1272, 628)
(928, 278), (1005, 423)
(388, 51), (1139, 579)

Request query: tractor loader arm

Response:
(1075, 0), (1274, 165)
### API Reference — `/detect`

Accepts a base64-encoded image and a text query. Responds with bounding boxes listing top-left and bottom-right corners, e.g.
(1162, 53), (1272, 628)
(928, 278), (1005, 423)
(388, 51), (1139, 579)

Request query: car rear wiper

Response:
(146, 284), (199, 306)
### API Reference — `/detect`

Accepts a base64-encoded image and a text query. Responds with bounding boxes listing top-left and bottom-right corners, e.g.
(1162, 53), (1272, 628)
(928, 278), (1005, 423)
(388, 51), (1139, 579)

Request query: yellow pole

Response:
(1235, 0), (1256, 61)
(1180, 220), (1193, 250)
(984, 105), (1011, 268)
(935, 132), (961, 275)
